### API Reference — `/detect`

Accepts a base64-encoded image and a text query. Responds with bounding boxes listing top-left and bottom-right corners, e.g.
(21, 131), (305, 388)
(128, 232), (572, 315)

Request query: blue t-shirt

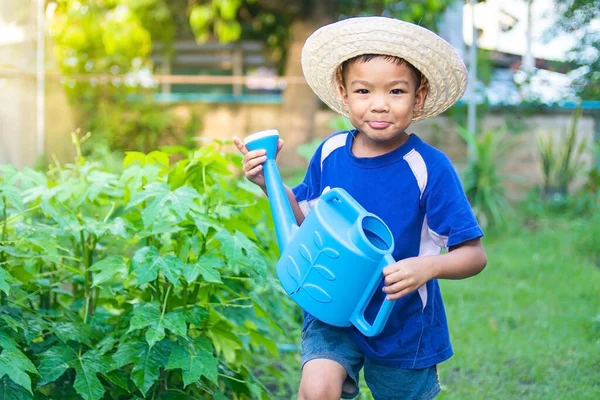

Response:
(292, 130), (483, 369)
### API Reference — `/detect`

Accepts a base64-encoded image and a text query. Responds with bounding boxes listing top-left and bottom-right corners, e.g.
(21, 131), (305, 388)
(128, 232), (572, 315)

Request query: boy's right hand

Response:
(232, 136), (284, 189)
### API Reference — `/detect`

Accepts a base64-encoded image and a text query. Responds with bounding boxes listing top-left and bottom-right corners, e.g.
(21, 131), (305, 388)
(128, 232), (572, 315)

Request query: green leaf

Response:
(102, 370), (130, 392)
(183, 306), (208, 327)
(123, 151), (146, 168)
(113, 339), (170, 396)
(95, 335), (116, 356)
(207, 312), (243, 364)
(132, 246), (184, 286)
(0, 183), (24, 212)
(128, 303), (187, 348)
(182, 255), (223, 284)
(214, 230), (267, 276)
(165, 338), (218, 387)
(0, 349), (38, 394)
(0, 315), (22, 333)
(190, 5), (214, 34)
(129, 183), (200, 226)
(248, 329), (278, 356)
(73, 352), (111, 400)
(0, 375), (32, 400)
(213, 391), (229, 400)
(147, 151), (170, 168)
(83, 217), (128, 238)
(0, 268), (17, 295)
(0, 331), (19, 350)
(121, 164), (162, 193)
(89, 255), (128, 287)
(214, 229), (245, 265)
(52, 322), (94, 346)
(38, 345), (109, 400)
(192, 213), (221, 236)
(219, 0), (241, 20)
(37, 344), (73, 386)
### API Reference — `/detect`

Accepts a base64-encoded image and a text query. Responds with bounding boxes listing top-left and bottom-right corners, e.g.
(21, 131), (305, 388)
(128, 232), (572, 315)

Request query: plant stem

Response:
(182, 280), (189, 306)
(190, 282), (201, 304)
(155, 275), (161, 302)
(161, 284), (171, 319)
(80, 230), (94, 320)
(0, 197), (6, 265)
(0, 197), (5, 306)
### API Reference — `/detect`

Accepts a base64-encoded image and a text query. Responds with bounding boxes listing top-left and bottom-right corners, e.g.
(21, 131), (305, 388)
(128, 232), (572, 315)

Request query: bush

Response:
(0, 136), (299, 399)
(457, 127), (513, 229)
(536, 107), (588, 197)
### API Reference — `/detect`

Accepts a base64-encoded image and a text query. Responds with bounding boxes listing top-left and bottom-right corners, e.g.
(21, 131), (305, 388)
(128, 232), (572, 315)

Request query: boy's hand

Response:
(232, 136), (283, 189)
(382, 257), (437, 300)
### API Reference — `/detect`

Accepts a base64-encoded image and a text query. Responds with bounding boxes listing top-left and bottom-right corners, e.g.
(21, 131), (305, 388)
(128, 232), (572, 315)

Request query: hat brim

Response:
(301, 17), (468, 122)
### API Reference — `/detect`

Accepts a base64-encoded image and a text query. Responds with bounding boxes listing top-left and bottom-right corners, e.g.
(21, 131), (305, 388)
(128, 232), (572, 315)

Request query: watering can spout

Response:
(243, 130), (298, 252)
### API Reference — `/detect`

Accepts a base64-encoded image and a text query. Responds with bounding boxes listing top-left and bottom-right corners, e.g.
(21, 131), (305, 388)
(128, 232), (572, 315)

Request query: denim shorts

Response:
(301, 319), (441, 400)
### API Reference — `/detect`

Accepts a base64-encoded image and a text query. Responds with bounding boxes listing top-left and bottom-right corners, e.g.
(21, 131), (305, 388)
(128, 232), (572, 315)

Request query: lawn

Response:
(266, 215), (600, 399)
(438, 217), (600, 399)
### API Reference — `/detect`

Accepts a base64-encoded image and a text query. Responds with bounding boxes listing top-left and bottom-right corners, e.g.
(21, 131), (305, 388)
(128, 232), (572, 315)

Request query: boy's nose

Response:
(369, 95), (389, 112)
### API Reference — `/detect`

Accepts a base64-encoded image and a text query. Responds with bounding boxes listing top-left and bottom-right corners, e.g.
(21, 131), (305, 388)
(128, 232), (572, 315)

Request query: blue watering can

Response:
(244, 130), (397, 337)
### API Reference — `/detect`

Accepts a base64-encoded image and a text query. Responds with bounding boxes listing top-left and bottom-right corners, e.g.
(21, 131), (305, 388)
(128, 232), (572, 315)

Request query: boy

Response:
(233, 17), (487, 400)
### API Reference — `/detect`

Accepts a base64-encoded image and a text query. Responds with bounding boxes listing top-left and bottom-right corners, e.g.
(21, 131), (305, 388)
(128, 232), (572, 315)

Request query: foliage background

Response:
(0, 137), (302, 399)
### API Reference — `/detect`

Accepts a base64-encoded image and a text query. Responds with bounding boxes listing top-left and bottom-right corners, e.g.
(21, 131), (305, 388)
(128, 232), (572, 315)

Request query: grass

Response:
(438, 217), (600, 399)
(259, 194), (600, 399)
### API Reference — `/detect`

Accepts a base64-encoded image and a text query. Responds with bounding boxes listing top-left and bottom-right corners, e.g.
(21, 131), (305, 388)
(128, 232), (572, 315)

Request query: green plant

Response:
(457, 127), (512, 228)
(0, 135), (299, 399)
(536, 107), (588, 197)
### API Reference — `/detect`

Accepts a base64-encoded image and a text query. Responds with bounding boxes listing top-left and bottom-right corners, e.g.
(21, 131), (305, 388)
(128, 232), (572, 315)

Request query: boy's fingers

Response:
(245, 165), (263, 177)
(383, 280), (409, 294)
(245, 149), (267, 161)
(232, 136), (248, 155)
(383, 269), (406, 286)
(244, 155), (267, 172)
(382, 263), (400, 276)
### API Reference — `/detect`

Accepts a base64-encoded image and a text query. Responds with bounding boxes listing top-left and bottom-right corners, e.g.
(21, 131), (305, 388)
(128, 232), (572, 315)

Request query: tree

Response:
(49, 0), (455, 159)
(187, 0), (455, 165)
(552, 0), (600, 99)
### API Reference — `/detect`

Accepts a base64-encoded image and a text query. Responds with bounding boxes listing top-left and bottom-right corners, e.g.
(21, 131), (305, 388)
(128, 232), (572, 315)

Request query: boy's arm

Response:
(431, 238), (487, 279)
(285, 185), (307, 225)
(382, 238), (487, 300)
(262, 184), (306, 225)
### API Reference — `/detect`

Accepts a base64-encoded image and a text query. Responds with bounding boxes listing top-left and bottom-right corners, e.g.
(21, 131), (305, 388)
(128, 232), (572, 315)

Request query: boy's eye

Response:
(390, 89), (404, 95)
(354, 89), (369, 94)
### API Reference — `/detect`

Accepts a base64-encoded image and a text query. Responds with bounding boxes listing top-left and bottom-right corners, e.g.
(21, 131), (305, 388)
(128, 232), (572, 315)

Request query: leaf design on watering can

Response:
(313, 264), (335, 281)
(302, 283), (332, 303)
(286, 255), (301, 286)
(313, 231), (323, 249)
(299, 244), (312, 263)
(321, 247), (339, 259)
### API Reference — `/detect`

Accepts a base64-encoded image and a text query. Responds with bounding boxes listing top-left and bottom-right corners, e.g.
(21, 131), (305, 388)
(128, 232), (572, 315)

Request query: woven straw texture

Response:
(301, 17), (468, 122)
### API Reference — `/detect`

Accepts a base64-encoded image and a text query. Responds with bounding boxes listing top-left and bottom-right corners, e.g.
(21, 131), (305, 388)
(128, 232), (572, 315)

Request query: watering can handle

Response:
(320, 188), (362, 223)
(350, 254), (396, 337)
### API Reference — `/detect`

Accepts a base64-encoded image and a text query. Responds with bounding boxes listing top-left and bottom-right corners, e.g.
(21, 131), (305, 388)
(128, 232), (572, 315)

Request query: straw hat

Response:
(301, 17), (468, 122)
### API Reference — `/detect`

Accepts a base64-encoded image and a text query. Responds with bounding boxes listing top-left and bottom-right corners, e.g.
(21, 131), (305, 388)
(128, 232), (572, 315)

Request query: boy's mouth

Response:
(367, 121), (392, 129)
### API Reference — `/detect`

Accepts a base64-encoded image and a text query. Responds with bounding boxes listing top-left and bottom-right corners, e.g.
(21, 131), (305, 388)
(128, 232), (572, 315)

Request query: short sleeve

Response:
(422, 157), (483, 248)
(292, 145), (322, 217)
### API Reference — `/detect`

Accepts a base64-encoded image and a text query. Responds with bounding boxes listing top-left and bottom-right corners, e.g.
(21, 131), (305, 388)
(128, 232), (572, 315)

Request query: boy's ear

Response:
(413, 84), (428, 114)
(338, 83), (349, 108)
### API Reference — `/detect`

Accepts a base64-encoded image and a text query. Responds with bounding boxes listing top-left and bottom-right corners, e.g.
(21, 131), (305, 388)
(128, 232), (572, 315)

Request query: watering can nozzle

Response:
(244, 130), (297, 251)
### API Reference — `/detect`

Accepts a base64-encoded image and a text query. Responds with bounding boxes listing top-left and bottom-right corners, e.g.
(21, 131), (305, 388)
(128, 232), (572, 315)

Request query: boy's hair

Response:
(337, 54), (429, 93)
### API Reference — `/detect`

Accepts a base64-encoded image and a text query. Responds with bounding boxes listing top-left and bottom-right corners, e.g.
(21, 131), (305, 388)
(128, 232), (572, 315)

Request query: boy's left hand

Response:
(382, 257), (436, 300)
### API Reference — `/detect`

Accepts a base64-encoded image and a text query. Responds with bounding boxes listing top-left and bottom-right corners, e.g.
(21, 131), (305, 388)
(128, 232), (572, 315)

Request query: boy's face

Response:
(338, 57), (427, 148)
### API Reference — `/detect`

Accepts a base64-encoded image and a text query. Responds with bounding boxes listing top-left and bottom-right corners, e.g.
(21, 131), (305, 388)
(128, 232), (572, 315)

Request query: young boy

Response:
(233, 17), (487, 400)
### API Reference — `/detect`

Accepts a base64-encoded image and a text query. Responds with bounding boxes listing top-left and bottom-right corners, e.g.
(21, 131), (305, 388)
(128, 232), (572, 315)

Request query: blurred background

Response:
(0, 1), (599, 399)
